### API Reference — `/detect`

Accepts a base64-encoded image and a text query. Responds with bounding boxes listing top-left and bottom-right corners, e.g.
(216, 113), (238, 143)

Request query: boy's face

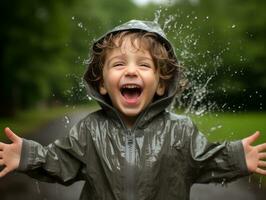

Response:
(99, 35), (165, 125)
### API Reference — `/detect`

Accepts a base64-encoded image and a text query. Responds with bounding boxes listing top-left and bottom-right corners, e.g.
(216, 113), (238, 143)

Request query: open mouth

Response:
(120, 84), (143, 101)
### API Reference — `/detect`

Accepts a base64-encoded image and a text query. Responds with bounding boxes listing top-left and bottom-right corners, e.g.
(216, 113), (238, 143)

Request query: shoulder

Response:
(82, 109), (107, 124)
(163, 111), (198, 140)
(149, 111), (195, 130)
(163, 111), (194, 127)
(63, 109), (105, 133)
(154, 111), (196, 149)
(59, 109), (107, 142)
(79, 109), (115, 132)
(151, 111), (196, 134)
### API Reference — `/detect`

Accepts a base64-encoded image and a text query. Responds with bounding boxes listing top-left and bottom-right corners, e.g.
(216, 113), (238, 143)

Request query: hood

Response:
(83, 19), (184, 128)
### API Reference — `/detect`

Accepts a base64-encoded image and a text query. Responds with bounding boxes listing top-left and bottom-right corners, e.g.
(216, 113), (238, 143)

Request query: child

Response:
(0, 20), (266, 200)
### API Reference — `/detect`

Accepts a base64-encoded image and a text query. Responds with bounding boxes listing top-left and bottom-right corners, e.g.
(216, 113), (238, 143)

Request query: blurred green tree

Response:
(0, 0), (74, 116)
(0, 0), (137, 117)
(0, 0), (265, 118)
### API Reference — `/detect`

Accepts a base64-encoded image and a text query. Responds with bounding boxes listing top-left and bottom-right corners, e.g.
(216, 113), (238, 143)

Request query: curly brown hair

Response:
(85, 31), (182, 94)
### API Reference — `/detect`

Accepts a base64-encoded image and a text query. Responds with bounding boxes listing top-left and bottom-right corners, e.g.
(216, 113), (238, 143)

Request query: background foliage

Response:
(1, 0), (265, 117)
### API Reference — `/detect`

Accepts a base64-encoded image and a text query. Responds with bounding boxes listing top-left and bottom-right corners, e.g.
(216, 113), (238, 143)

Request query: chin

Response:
(123, 112), (139, 117)
(121, 109), (142, 118)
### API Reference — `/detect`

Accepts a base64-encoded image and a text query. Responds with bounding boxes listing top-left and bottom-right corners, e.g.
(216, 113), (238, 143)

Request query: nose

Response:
(125, 64), (138, 77)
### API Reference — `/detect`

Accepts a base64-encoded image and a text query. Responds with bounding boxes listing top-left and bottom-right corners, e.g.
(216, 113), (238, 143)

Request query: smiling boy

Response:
(98, 32), (166, 127)
(1, 20), (266, 200)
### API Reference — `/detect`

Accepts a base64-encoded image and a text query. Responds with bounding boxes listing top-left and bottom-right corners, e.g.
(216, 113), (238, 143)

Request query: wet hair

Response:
(85, 31), (182, 94)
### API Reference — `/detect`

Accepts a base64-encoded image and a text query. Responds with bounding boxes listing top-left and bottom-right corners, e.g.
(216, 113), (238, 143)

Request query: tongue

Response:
(124, 90), (139, 100)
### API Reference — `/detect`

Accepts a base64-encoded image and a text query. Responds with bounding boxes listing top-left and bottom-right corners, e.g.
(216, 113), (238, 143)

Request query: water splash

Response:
(71, 15), (89, 33)
(163, 15), (174, 30)
(64, 74), (89, 104)
(153, 9), (162, 24)
(150, 8), (264, 139)
(64, 115), (70, 128)
(210, 125), (222, 132)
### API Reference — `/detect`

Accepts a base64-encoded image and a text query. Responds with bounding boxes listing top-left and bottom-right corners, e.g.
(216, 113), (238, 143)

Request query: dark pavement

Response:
(0, 108), (265, 200)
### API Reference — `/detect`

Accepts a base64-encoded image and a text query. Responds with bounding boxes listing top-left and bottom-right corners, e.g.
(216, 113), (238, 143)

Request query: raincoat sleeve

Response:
(186, 118), (250, 183)
(17, 119), (88, 185)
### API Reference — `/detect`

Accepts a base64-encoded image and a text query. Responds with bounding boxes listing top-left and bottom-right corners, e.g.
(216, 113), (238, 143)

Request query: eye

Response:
(113, 62), (125, 67)
(139, 63), (151, 68)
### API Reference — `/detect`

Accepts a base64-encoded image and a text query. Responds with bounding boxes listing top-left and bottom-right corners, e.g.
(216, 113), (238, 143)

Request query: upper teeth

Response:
(122, 84), (140, 89)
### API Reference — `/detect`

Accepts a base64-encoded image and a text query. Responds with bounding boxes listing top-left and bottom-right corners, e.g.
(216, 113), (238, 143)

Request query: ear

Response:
(156, 81), (165, 96)
(99, 81), (107, 95)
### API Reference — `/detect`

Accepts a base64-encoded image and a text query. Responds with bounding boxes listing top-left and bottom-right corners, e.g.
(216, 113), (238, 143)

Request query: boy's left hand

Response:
(242, 131), (266, 175)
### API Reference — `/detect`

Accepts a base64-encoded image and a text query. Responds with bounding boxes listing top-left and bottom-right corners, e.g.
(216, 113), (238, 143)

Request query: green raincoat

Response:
(18, 20), (249, 200)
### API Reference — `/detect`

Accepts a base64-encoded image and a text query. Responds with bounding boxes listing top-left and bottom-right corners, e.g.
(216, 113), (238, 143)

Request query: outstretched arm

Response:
(242, 131), (266, 175)
(0, 127), (22, 177)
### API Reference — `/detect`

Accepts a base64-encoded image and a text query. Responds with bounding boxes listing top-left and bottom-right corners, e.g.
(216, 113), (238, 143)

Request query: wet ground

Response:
(0, 109), (265, 200)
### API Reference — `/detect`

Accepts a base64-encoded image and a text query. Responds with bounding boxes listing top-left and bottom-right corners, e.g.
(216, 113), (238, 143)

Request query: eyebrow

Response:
(105, 55), (125, 66)
(137, 56), (153, 62)
(105, 55), (153, 66)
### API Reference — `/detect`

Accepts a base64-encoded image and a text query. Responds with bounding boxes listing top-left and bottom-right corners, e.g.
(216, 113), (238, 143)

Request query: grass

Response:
(190, 112), (266, 144)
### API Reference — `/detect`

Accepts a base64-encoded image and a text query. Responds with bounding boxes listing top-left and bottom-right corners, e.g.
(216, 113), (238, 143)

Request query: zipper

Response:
(125, 129), (136, 200)
(126, 129), (134, 164)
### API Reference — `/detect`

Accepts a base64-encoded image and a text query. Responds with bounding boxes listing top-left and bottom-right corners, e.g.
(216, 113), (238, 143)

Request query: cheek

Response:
(103, 70), (120, 90)
(143, 73), (160, 97)
(144, 71), (160, 87)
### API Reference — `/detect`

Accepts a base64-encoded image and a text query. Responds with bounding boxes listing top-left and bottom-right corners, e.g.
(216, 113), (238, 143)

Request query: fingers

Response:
(257, 143), (266, 152)
(258, 160), (266, 168)
(4, 127), (19, 143)
(244, 131), (260, 145)
(259, 152), (266, 159)
(255, 168), (266, 176)
(0, 167), (11, 178)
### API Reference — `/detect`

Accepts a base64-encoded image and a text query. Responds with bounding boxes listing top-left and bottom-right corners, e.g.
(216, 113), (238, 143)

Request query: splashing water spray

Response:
(152, 5), (265, 189)
(153, 8), (220, 115)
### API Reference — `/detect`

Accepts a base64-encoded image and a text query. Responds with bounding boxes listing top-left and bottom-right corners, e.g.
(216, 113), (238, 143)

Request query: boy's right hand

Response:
(0, 127), (22, 177)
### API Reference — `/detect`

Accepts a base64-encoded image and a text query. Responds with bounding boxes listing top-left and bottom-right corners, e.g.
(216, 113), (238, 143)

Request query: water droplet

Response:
(231, 24), (236, 28)
(153, 9), (161, 23)
(221, 178), (226, 187)
(259, 176), (263, 189)
(195, 109), (205, 116)
(64, 116), (70, 124)
(211, 171), (215, 177)
(35, 181), (41, 194)
(71, 16), (75, 20)
(78, 22), (83, 28)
